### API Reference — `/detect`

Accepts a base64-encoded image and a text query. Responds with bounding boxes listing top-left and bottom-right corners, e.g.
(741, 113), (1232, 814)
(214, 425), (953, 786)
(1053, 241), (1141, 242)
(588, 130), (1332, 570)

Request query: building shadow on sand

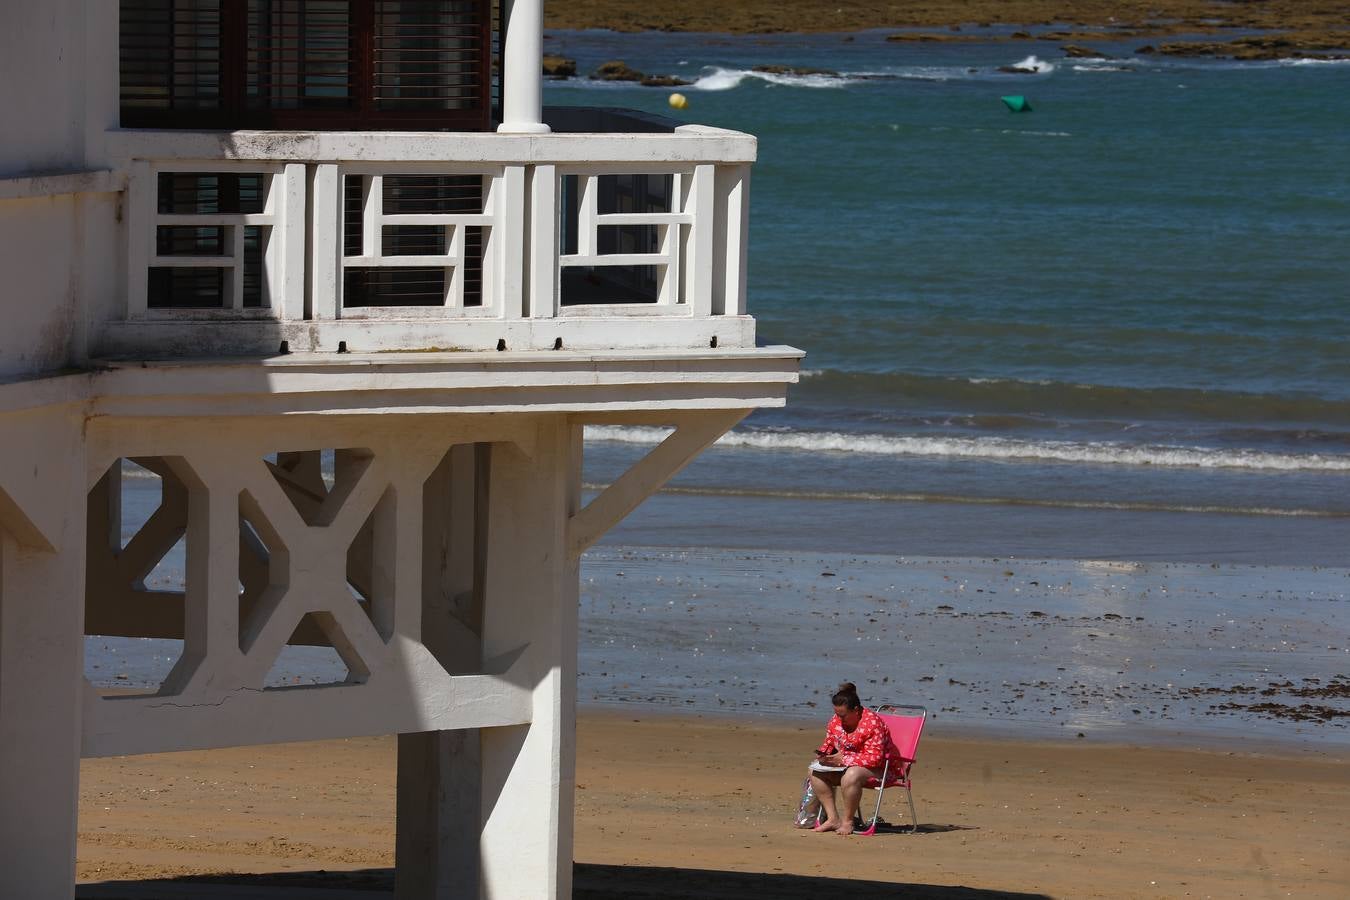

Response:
(78, 863), (1048, 899)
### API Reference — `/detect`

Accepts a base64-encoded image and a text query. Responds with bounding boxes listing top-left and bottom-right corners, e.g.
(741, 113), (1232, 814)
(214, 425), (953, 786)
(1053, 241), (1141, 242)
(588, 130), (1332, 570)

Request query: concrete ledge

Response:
(81, 346), (800, 417)
(0, 347), (800, 419)
(0, 169), (123, 201)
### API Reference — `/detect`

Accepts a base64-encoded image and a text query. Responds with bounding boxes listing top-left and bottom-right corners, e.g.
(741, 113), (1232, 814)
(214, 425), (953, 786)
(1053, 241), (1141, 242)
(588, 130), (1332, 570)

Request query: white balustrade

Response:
(107, 124), (755, 354)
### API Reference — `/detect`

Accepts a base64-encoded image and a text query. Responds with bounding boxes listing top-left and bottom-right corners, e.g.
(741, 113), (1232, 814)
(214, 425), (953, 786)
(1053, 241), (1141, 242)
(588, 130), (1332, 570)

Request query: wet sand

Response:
(579, 549), (1350, 748)
(77, 712), (1350, 897)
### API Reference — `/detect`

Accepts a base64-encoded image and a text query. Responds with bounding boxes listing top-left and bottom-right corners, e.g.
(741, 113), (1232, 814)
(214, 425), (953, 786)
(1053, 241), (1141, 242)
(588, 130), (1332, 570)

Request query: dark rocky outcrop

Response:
(885, 32), (983, 42)
(1061, 44), (1112, 59)
(543, 55), (577, 78)
(1149, 33), (1350, 61)
(639, 74), (693, 86)
(590, 60), (692, 87)
(544, 2), (1350, 44)
(750, 64), (840, 77)
(591, 60), (645, 81)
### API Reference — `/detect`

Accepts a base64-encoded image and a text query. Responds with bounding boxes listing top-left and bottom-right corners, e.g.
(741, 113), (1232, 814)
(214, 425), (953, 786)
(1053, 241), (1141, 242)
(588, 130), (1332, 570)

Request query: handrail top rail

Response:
(105, 123), (757, 167)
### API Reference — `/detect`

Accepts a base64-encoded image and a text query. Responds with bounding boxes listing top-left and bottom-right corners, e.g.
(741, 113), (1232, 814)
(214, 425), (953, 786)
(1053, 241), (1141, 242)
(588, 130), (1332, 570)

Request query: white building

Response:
(0, 1), (799, 896)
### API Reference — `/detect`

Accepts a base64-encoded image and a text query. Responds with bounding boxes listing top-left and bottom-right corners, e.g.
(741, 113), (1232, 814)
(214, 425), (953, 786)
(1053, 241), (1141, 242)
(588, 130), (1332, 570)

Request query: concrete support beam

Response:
(479, 424), (579, 898)
(569, 409), (748, 555)
(0, 410), (86, 899)
(396, 444), (484, 899)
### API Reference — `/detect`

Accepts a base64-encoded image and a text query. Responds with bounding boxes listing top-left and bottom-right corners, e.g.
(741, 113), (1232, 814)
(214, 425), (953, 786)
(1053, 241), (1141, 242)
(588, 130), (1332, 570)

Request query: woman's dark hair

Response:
(831, 682), (861, 710)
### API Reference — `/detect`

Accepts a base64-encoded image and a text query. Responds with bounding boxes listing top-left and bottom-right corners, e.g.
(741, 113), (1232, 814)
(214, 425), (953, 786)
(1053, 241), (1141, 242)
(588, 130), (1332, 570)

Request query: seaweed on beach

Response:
(1189, 675), (1350, 723)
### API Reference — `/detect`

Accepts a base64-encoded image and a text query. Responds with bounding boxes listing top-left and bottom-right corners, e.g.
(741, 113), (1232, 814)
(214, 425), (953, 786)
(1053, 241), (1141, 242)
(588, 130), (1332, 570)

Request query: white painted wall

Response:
(0, 0), (118, 379)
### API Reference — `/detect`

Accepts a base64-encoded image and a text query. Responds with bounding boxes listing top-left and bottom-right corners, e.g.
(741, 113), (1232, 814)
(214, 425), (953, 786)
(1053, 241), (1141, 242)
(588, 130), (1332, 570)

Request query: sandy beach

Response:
(76, 711), (1350, 897)
(78, 547), (1349, 896)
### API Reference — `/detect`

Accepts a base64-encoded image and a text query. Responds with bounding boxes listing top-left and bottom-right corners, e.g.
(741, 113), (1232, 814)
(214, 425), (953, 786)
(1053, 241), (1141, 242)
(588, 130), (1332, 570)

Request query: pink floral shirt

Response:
(816, 707), (895, 770)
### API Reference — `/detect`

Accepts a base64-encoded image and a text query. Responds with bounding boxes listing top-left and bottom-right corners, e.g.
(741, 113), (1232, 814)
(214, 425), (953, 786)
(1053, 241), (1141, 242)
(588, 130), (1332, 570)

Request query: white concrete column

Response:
(497, 0), (550, 134)
(478, 421), (579, 898)
(396, 445), (484, 899)
(0, 412), (87, 899)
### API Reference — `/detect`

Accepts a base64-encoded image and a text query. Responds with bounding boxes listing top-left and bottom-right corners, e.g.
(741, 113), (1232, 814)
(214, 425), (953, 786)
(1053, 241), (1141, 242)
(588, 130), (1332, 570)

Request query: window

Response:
(120, 0), (493, 130)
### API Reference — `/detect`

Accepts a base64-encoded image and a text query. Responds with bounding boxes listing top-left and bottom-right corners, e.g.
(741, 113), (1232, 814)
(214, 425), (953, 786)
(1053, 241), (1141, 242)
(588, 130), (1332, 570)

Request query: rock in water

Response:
(592, 60), (645, 82)
(1061, 44), (1112, 59)
(543, 55), (576, 79)
(640, 74), (692, 87)
(751, 64), (841, 77)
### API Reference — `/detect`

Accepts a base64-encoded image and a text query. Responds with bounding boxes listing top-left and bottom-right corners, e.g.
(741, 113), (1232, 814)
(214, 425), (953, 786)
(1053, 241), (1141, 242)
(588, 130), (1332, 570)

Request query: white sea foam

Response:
(583, 426), (1350, 473)
(1006, 54), (1055, 74)
(691, 67), (748, 91)
(856, 66), (969, 82)
(998, 129), (1073, 137)
(690, 66), (857, 91)
(1282, 57), (1350, 66)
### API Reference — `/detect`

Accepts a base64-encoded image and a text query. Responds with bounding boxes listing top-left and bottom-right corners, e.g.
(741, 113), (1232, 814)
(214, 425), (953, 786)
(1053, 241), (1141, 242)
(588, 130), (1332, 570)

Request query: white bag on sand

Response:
(793, 776), (820, 828)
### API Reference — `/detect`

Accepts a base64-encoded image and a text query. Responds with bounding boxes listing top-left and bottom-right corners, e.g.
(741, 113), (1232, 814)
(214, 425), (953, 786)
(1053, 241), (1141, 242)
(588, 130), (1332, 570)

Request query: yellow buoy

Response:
(668, 92), (688, 110)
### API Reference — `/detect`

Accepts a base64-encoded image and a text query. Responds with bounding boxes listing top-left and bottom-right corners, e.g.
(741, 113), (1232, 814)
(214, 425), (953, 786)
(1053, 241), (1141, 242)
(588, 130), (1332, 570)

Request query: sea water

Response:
(545, 29), (1350, 564)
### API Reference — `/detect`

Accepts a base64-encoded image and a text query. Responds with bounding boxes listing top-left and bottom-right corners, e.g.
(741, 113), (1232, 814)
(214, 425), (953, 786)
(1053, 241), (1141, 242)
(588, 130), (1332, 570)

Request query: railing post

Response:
(576, 174), (597, 258)
(124, 159), (152, 320)
(276, 163), (306, 320)
(310, 163), (340, 320)
(687, 164), (715, 317)
(496, 166), (527, 319)
(362, 174), (384, 260)
(529, 164), (557, 318)
(714, 163), (751, 317)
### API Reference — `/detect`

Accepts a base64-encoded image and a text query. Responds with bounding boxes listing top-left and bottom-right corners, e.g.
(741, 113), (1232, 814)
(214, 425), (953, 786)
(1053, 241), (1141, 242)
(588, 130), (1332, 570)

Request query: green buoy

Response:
(1001, 95), (1032, 112)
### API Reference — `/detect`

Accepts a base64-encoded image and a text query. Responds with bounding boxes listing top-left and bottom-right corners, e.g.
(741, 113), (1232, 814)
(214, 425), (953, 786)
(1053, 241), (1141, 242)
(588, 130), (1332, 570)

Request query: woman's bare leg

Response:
(809, 771), (842, 830)
(837, 766), (880, 835)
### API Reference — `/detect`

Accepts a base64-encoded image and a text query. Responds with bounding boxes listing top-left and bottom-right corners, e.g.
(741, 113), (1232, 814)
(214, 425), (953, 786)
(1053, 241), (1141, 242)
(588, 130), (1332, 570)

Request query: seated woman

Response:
(810, 681), (895, 835)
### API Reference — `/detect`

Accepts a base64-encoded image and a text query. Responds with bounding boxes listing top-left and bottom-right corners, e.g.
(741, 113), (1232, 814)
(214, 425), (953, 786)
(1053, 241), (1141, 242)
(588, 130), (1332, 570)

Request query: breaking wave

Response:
(1004, 54), (1056, 74)
(690, 66), (859, 90)
(584, 425), (1350, 473)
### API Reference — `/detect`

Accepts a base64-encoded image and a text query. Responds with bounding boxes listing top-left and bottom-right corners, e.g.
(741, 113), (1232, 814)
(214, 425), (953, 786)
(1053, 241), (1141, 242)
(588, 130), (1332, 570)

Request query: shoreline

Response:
(89, 546), (1350, 752)
(544, 1), (1350, 57)
(577, 700), (1350, 760)
(575, 546), (1350, 750)
(76, 708), (1350, 896)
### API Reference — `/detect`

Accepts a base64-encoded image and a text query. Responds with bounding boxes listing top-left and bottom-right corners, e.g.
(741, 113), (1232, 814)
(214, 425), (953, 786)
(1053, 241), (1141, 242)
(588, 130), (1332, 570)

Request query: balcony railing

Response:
(97, 109), (755, 357)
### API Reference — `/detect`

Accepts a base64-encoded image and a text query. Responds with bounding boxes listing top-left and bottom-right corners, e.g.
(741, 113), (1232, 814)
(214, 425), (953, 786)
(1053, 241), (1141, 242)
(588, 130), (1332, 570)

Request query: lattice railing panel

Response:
(558, 170), (695, 308)
(80, 425), (537, 757)
(339, 170), (497, 313)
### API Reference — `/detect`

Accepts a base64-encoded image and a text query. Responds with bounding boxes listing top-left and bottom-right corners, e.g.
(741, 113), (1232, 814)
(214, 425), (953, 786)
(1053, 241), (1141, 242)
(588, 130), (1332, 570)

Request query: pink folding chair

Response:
(858, 704), (926, 835)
